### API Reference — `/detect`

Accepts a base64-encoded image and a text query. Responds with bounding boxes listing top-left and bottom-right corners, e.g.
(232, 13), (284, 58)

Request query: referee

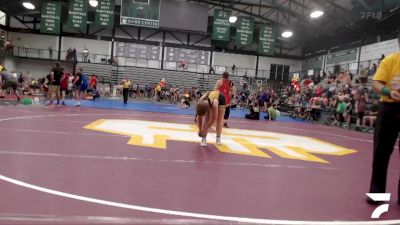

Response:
(367, 33), (400, 204)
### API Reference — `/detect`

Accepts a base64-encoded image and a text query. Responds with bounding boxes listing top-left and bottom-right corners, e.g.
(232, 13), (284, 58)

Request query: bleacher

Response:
(77, 63), (244, 91)
(76, 63), (112, 84)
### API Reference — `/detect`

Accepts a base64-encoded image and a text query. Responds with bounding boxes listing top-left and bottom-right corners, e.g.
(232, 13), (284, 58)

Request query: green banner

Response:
(212, 9), (231, 41)
(326, 48), (358, 65)
(95, 0), (115, 27)
(68, 0), (88, 32)
(120, 0), (161, 28)
(40, 0), (61, 34)
(235, 16), (254, 48)
(258, 25), (276, 56)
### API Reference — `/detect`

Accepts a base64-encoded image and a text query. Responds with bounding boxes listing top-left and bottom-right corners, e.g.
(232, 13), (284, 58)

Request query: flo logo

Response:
(85, 119), (356, 163)
(367, 193), (391, 219)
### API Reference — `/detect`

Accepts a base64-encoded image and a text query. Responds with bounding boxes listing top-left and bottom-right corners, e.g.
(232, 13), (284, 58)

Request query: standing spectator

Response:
(231, 64), (236, 75)
(67, 73), (73, 98)
(48, 63), (63, 106)
(209, 66), (215, 74)
(73, 71), (83, 106)
(214, 71), (237, 128)
(367, 34), (400, 205)
(155, 83), (162, 101)
(0, 67), (20, 102)
(83, 47), (89, 63)
(121, 76), (131, 104)
(48, 46), (53, 59)
(72, 48), (77, 63)
(60, 72), (69, 105)
(369, 63), (377, 76)
(66, 48), (72, 61)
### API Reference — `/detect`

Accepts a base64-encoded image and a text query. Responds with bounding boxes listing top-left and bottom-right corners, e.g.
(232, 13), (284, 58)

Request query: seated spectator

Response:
(264, 104), (278, 121)
(230, 95), (238, 110)
(355, 92), (368, 128)
(362, 100), (379, 130)
(314, 84), (324, 97)
(333, 98), (350, 127)
(245, 101), (260, 120)
(358, 65), (368, 84)
(321, 94), (329, 107)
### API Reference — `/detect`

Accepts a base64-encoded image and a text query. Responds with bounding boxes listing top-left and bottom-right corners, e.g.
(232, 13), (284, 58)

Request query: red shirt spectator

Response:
(90, 75), (97, 89)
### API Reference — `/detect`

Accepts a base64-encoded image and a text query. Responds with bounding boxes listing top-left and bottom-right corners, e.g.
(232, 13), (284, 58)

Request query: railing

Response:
(8, 46), (111, 64)
(12, 47), (59, 60)
(163, 61), (209, 73)
(211, 65), (257, 77)
(60, 51), (111, 64)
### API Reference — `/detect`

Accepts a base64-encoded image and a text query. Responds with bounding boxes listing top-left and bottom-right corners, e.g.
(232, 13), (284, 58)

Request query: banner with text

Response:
(40, 0), (61, 34)
(235, 16), (254, 48)
(212, 9), (231, 41)
(120, 0), (161, 28)
(95, 0), (115, 27)
(68, 0), (88, 32)
(302, 56), (324, 71)
(258, 25), (276, 55)
(326, 48), (358, 65)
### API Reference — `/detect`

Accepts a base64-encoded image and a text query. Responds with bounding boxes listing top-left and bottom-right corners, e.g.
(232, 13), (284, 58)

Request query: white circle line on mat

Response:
(0, 174), (399, 225)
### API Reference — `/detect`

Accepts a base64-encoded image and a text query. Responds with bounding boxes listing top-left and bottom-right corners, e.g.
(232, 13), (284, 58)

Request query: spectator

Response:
(83, 47), (89, 63)
(60, 71), (69, 105)
(48, 46), (53, 59)
(358, 65), (367, 84)
(48, 62), (63, 106)
(362, 100), (379, 130)
(265, 104), (278, 121)
(73, 71), (83, 106)
(369, 63), (377, 76)
(355, 92), (368, 128)
(245, 101), (260, 120)
(121, 76), (131, 104)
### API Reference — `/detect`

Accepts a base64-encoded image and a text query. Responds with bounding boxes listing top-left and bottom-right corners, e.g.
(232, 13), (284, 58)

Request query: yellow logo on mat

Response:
(85, 119), (356, 164)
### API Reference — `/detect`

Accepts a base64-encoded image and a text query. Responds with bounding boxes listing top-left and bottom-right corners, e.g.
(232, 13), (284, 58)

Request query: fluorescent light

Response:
(22, 2), (35, 10)
(89, 0), (98, 7)
(281, 31), (293, 38)
(229, 16), (237, 23)
(310, 10), (324, 18)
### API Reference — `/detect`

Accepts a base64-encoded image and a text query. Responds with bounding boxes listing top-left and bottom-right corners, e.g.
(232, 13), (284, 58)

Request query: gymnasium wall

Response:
(61, 37), (111, 55)
(258, 56), (302, 72)
(7, 32), (59, 50)
(213, 52), (256, 69)
(3, 57), (73, 80)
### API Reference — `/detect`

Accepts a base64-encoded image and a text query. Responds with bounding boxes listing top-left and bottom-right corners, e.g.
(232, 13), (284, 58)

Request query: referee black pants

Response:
(123, 88), (129, 104)
(369, 103), (400, 201)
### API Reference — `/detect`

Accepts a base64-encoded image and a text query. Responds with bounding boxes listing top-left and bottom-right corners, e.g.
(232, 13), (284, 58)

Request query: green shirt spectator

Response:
(336, 101), (347, 113)
(267, 105), (277, 120)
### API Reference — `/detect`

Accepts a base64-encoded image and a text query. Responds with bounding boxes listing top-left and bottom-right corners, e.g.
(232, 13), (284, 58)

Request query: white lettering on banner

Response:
(85, 119), (356, 163)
